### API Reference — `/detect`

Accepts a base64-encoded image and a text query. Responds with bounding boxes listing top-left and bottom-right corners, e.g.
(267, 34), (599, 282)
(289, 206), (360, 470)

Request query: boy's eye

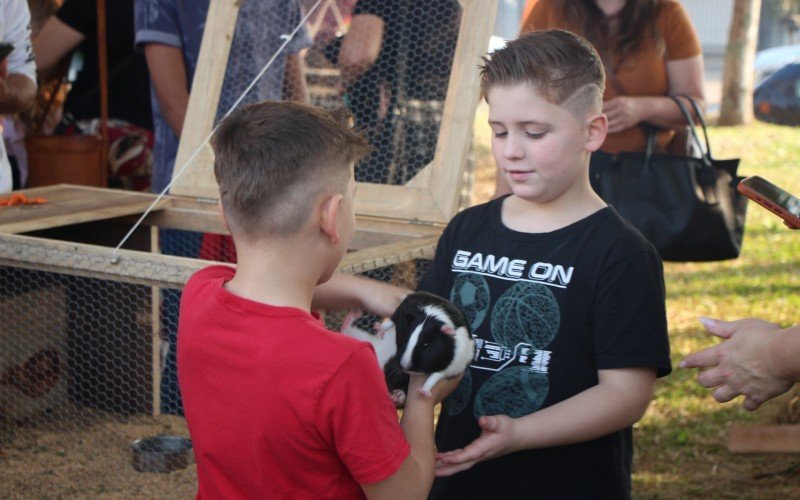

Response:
(492, 130), (507, 138)
(525, 131), (546, 139)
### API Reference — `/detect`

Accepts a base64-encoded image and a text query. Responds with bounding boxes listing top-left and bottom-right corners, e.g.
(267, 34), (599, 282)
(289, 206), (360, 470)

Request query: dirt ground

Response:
(1, 403), (196, 498)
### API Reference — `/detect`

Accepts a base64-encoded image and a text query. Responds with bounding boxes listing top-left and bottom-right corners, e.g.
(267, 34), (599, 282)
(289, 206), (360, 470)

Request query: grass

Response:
(469, 111), (800, 498)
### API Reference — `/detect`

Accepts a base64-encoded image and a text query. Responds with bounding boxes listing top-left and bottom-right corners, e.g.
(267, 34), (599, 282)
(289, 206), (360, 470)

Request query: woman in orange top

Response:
(496, 0), (705, 196)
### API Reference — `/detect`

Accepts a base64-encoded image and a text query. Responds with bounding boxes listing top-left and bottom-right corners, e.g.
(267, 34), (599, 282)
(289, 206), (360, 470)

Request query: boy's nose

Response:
(503, 135), (525, 160)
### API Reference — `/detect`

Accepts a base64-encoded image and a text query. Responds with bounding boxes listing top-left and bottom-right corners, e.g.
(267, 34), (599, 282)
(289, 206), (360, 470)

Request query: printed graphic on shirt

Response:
(490, 281), (560, 348)
(451, 250), (574, 288)
(449, 272), (491, 331)
(474, 366), (549, 418)
(444, 259), (563, 418)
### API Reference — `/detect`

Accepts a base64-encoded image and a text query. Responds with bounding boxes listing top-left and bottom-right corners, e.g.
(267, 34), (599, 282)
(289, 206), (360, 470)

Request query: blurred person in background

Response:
(496, 0), (705, 197)
(33, 0), (154, 191)
(135, 0), (311, 414)
(0, 0), (38, 193)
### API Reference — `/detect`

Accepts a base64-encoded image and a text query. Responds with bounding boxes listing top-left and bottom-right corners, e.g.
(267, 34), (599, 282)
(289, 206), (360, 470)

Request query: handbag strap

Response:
(667, 96), (711, 163)
(96, 0), (109, 144)
(673, 94), (714, 158)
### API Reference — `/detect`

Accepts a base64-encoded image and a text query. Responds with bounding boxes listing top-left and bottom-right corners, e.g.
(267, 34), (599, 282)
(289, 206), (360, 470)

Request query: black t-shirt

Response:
(419, 197), (671, 499)
(56, 0), (152, 129)
(352, 0), (461, 101)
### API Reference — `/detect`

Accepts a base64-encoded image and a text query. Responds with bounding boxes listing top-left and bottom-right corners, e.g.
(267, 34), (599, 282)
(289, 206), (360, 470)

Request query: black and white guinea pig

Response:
(340, 292), (475, 406)
(380, 291), (475, 398)
(340, 309), (409, 407)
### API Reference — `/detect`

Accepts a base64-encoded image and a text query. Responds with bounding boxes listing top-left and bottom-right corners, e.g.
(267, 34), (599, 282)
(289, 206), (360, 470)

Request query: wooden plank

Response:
(428, 0), (497, 221)
(0, 185), (168, 234)
(729, 425), (800, 453)
(0, 231), (440, 288)
(170, 0), (240, 197)
(150, 226), (162, 416)
(339, 234), (438, 274)
(0, 232), (212, 289)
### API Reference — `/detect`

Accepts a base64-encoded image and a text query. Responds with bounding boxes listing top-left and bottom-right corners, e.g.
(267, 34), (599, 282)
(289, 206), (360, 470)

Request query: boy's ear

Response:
(585, 112), (608, 152)
(319, 193), (344, 245)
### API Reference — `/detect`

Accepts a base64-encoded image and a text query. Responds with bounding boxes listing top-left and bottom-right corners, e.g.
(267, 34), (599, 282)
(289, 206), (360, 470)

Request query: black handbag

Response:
(589, 96), (748, 262)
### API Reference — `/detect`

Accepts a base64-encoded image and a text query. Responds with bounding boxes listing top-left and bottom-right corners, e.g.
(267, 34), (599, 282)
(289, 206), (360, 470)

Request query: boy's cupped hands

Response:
(434, 414), (521, 476)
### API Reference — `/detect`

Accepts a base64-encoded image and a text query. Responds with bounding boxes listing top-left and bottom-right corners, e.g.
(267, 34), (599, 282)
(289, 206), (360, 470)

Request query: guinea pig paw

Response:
(416, 387), (433, 398)
(390, 389), (406, 407)
(374, 319), (395, 339)
(340, 309), (363, 332)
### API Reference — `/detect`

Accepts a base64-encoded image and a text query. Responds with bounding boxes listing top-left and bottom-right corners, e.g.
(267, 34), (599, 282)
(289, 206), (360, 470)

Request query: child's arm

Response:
(435, 367), (655, 477)
(312, 272), (409, 318)
(362, 374), (461, 499)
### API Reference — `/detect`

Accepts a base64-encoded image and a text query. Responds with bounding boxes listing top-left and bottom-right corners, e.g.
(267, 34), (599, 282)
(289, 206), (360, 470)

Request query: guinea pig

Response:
(340, 310), (408, 407)
(339, 292), (475, 406)
(383, 291), (475, 398)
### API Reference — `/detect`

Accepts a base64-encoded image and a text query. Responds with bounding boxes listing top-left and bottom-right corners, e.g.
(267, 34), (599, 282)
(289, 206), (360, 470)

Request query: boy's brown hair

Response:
(480, 29), (605, 116)
(212, 101), (370, 238)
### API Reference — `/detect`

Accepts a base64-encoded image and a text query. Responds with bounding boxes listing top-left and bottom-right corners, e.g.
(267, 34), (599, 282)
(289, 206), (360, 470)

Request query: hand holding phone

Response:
(737, 175), (800, 229)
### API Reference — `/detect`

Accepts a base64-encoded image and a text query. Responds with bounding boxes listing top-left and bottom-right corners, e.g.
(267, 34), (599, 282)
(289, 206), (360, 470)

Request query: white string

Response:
(112, 0), (325, 258)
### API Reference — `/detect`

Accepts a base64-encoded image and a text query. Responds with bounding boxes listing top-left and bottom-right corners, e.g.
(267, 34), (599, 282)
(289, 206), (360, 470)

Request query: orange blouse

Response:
(521, 0), (702, 153)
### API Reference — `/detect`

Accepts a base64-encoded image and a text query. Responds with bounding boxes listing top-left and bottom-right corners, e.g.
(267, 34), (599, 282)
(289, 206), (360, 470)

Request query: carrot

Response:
(0, 193), (48, 207)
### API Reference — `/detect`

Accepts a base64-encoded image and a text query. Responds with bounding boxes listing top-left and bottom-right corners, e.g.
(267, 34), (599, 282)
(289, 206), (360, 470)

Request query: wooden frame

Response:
(172, 0), (498, 225)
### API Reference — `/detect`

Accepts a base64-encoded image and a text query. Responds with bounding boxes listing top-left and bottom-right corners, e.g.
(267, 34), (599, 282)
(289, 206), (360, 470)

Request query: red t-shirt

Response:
(178, 266), (410, 499)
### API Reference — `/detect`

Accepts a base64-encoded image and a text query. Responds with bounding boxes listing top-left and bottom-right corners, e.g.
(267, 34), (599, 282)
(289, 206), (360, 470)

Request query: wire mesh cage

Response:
(0, 0), (497, 495)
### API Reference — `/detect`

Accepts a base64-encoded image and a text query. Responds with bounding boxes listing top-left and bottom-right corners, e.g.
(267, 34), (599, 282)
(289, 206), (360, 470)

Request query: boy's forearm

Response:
(398, 392), (437, 496)
(312, 273), (408, 317)
(513, 368), (655, 450)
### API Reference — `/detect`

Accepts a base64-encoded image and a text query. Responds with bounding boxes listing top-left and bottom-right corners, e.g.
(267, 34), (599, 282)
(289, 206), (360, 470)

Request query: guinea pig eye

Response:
(422, 342), (430, 350)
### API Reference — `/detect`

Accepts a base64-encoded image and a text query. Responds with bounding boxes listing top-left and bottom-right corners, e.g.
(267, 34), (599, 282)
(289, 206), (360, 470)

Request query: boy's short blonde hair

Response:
(480, 29), (605, 116)
(211, 101), (370, 239)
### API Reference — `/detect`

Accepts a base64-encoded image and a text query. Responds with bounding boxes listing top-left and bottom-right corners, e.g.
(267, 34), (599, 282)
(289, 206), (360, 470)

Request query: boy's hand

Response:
(434, 415), (519, 476)
(407, 372), (463, 405)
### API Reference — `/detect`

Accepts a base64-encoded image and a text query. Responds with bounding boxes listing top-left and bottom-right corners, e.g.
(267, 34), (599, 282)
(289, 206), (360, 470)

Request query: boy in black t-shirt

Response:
(420, 30), (671, 499)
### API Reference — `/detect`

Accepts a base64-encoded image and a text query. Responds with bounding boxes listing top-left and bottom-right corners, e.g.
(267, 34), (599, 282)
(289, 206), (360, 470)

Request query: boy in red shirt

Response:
(177, 101), (459, 499)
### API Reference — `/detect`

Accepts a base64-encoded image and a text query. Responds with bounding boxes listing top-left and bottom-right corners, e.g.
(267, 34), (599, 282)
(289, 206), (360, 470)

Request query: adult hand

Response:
(680, 317), (792, 410)
(602, 96), (642, 134)
(434, 414), (519, 476)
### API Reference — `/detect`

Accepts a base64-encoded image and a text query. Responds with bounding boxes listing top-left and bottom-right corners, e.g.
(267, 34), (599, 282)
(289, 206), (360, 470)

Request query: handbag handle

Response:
(667, 96), (710, 162)
(673, 94), (714, 158)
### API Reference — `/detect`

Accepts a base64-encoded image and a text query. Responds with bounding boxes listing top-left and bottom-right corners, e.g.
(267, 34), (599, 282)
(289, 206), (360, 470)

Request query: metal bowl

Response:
(131, 435), (193, 473)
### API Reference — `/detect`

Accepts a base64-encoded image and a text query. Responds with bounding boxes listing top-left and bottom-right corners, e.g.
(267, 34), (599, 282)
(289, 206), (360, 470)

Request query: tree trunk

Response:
(719, 0), (762, 125)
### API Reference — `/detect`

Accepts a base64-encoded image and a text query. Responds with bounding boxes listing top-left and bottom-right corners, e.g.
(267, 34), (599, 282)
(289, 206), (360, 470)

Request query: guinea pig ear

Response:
(440, 325), (455, 336)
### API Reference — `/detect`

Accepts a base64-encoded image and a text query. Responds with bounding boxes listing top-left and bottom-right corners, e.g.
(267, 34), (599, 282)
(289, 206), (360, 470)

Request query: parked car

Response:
(754, 44), (800, 85)
(753, 62), (800, 126)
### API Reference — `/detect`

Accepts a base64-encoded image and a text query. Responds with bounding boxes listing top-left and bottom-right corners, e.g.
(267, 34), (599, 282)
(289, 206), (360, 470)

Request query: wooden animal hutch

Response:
(0, 0), (497, 492)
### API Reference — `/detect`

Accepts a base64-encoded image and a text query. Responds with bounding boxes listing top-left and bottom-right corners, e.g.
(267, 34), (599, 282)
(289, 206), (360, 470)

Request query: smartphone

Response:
(737, 175), (800, 228)
(0, 42), (13, 63)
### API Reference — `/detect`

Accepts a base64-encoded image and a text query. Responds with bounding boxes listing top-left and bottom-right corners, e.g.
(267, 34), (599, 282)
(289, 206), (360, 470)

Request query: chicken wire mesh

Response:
(0, 248), (429, 495)
(1, 0), (478, 494)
